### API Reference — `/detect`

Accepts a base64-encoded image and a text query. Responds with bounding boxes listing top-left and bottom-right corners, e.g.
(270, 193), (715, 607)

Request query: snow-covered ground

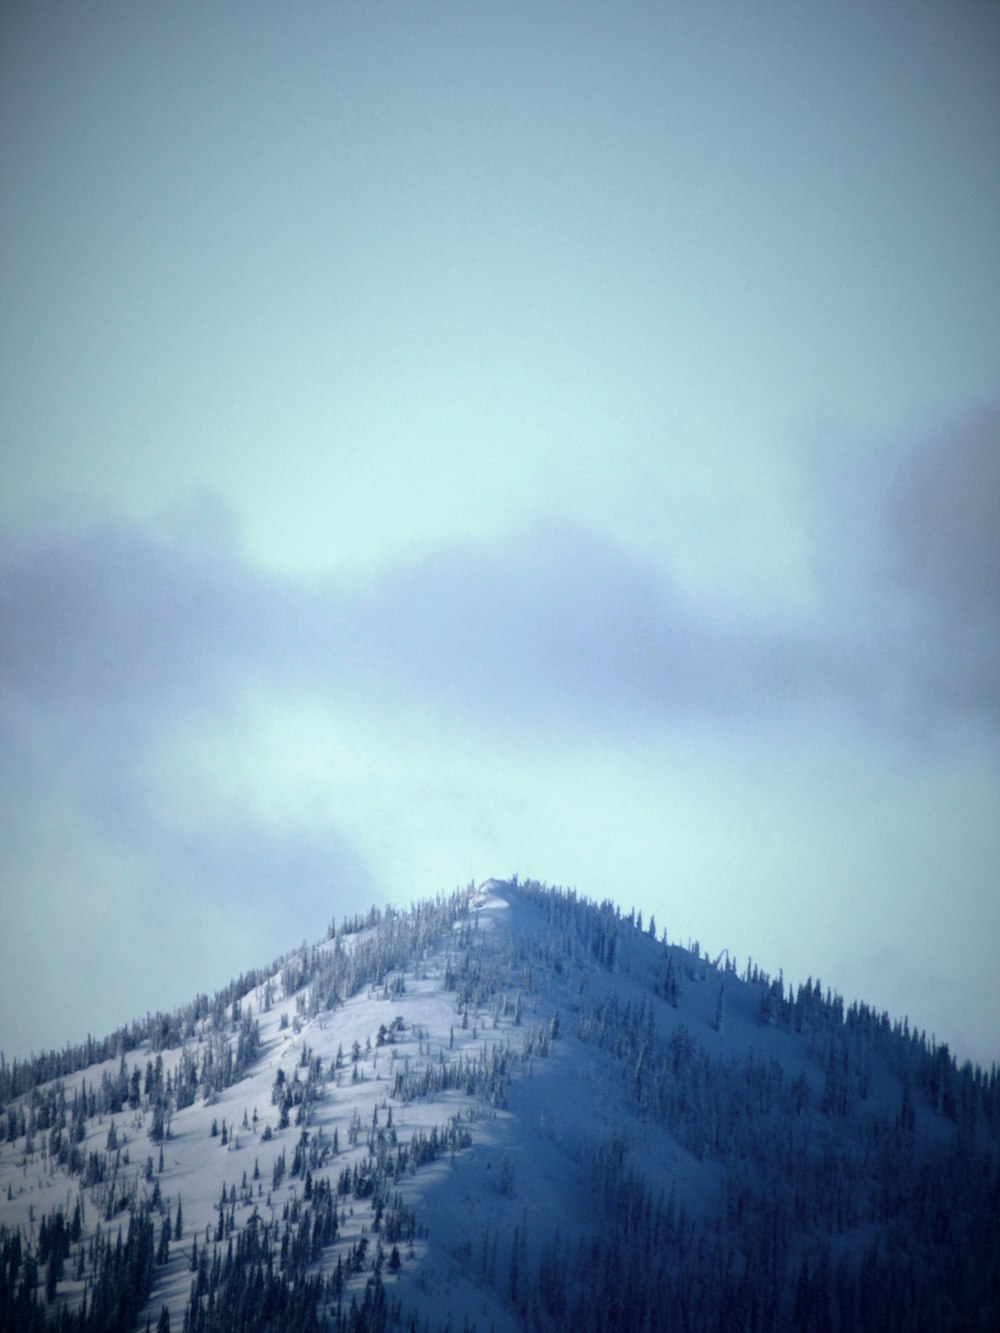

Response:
(3, 880), (574, 1328)
(2, 877), (995, 1332)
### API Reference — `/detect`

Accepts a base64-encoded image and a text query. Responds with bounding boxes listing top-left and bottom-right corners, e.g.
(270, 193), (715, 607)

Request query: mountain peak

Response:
(1, 879), (997, 1332)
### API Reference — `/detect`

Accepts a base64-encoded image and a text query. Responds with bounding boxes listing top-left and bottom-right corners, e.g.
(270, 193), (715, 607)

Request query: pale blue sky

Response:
(2, 1), (998, 1066)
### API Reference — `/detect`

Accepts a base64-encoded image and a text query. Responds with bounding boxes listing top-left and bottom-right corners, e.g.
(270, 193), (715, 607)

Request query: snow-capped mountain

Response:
(2, 879), (997, 1332)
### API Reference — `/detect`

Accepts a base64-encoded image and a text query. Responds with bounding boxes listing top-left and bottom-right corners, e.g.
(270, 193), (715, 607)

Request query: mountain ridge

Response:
(2, 878), (998, 1331)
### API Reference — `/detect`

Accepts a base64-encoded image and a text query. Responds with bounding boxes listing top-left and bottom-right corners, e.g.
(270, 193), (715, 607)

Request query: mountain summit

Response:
(2, 879), (997, 1331)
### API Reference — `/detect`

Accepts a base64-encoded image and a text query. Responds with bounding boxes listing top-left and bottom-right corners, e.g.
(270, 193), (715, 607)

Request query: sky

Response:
(1, 0), (998, 1070)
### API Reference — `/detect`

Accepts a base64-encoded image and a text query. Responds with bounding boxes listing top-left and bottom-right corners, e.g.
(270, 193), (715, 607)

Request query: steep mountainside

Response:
(2, 879), (998, 1332)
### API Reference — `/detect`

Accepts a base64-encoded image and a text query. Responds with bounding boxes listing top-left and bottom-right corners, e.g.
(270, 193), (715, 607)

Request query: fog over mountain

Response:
(1, 880), (997, 1331)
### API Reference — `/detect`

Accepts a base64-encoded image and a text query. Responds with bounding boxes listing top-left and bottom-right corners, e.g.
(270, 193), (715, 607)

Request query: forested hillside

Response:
(2, 880), (997, 1331)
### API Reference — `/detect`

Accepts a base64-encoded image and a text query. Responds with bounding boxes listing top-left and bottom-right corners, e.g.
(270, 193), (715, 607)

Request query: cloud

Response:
(0, 502), (270, 720)
(883, 405), (1000, 723)
(4, 428), (998, 767)
(2, 415), (997, 1056)
(800, 402), (1000, 738)
(3, 413), (996, 927)
(0, 509), (850, 768)
(887, 405), (1000, 622)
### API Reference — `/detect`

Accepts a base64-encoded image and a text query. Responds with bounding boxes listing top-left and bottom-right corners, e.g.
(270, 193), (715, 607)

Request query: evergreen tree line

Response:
(0, 891), (474, 1111)
(501, 1122), (1000, 1332)
(1, 963), (281, 1108)
(0, 893), (477, 1195)
(1, 1205), (156, 1333)
(517, 878), (1000, 1139)
(0, 1099), (484, 1333)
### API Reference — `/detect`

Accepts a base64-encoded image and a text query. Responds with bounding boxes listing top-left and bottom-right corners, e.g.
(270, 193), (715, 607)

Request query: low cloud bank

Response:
(4, 407), (997, 746)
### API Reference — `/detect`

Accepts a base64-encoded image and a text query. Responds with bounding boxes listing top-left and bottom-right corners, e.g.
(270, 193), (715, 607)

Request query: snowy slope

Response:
(1, 878), (998, 1332)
